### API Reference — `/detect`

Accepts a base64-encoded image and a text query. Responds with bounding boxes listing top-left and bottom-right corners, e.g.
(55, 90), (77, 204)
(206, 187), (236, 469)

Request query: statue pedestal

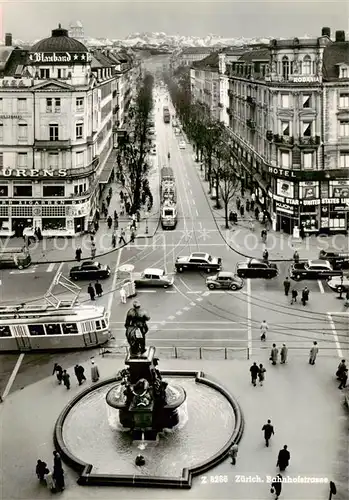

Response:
(125, 346), (156, 384)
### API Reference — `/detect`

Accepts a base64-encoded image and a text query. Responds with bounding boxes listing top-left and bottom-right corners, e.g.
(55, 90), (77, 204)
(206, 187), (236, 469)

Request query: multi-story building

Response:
(219, 27), (349, 234)
(68, 21), (85, 42)
(171, 47), (215, 70)
(0, 25), (135, 237)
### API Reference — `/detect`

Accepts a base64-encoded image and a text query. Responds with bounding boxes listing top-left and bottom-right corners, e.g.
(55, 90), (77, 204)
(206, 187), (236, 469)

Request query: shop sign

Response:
(276, 202), (294, 214)
(291, 76), (320, 83)
(269, 167), (297, 179)
(277, 179), (294, 199)
(29, 52), (91, 64)
(302, 199), (320, 206)
(0, 169), (67, 178)
(0, 78), (32, 88)
(322, 198), (340, 204)
(333, 205), (349, 211)
(0, 198), (89, 206)
(0, 114), (23, 120)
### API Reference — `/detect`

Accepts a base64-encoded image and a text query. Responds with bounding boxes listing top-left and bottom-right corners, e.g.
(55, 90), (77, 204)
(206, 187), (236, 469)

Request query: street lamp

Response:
(337, 275), (344, 299)
(145, 211), (149, 234)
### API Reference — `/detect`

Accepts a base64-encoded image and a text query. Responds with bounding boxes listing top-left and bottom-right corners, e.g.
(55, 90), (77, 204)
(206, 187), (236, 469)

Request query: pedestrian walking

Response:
(91, 242), (96, 259)
(277, 445), (290, 471)
(236, 197), (241, 211)
(107, 216), (112, 229)
(36, 459), (47, 482)
(44, 468), (56, 492)
(90, 234), (95, 243)
(250, 199), (255, 211)
(250, 362), (259, 386)
(229, 443), (239, 465)
(301, 286), (309, 306)
(270, 344), (278, 365)
(249, 219), (255, 231)
(263, 248), (269, 262)
(336, 359), (347, 380)
(240, 204), (245, 217)
(130, 227), (136, 242)
(283, 277), (290, 296)
(120, 201), (125, 216)
(94, 220), (99, 233)
(309, 341), (318, 365)
(112, 232), (117, 248)
(53, 451), (65, 491)
(91, 359), (100, 382)
(114, 218), (119, 230)
(119, 229), (126, 245)
(88, 283), (95, 300)
(62, 370), (70, 390)
(262, 419), (274, 447)
(261, 228), (267, 243)
(95, 280), (103, 297)
(280, 344), (288, 364)
(74, 364), (86, 385)
(338, 368), (348, 389)
(258, 364), (266, 386)
(120, 286), (127, 304)
(293, 250), (300, 263)
(300, 225), (305, 240)
(270, 473), (283, 499)
(246, 199), (250, 212)
(290, 289), (298, 304)
(52, 363), (63, 384)
(75, 248), (82, 262)
(260, 320), (269, 341)
(119, 190), (124, 201)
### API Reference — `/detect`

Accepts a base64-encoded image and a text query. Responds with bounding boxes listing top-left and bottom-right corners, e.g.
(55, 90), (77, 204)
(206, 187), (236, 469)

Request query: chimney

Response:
(335, 30), (345, 42)
(5, 33), (12, 46)
(321, 27), (331, 38)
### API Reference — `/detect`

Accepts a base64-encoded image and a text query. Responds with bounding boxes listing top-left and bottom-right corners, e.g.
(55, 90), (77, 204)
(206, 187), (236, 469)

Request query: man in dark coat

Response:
(95, 281), (103, 297)
(301, 286), (309, 306)
(249, 362), (259, 387)
(52, 363), (63, 384)
(53, 451), (65, 492)
(271, 474), (283, 499)
(283, 277), (291, 296)
(62, 370), (70, 390)
(87, 283), (95, 300)
(263, 249), (269, 262)
(277, 445), (290, 471)
(74, 364), (86, 385)
(291, 289), (298, 304)
(262, 419), (274, 447)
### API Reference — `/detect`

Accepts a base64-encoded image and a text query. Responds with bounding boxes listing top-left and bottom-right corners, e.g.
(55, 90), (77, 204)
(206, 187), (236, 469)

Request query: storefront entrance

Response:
(74, 217), (85, 233)
(12, 218), (33, 237)
(276, 213), (298, 234)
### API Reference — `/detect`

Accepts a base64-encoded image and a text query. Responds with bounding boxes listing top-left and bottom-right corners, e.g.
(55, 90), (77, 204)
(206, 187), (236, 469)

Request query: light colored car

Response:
(179, 141), (186, 149)
(150, 146), (157, 155)
(327, 274), (349, 292)
(206, 271), (244, 291)
(134, 268), (174, 288)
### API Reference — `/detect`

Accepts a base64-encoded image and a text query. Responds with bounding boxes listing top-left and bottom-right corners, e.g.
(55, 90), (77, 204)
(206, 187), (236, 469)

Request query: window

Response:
(54, 98), (61, 112)
(48, 153), (59, 168)
(339, 94), (349, 108)
(0, 123), (3, 141)
(18, 123), (28, 140)
(45, 324), (62, 335)
(299, 181), (319, 198)
(339, 121), (349, 137)
(76, 97), (84, 111)
(281, 151), (290, 168)
(0, 325), (11, 337)
(46, 98), (53, 112)
(340, 67), (348, 78)
(281, 121), (290, 136)
(282, 56), (290, 80)
(13, 184), (32, 197)
(281, 94), (289, 108)
(62, 323), (78, 334)
(302, 94), (311, 108)
(76, 122), (83, 139)
(57, 68), (66, 79)
(40, 68), (50, 79)
(302, 122), (312, 136)
(17, 152), (28, 168)
(17, 98), (27, 113)
(303, 55), (311, 75)
(43, 185), (65, 197)
(303, 153), (313, 170)
(76, 151), (84, 167)
(42, 218), (66, 230)
(0, 185), (8, 196)
(340, 152), (349, 168)
(42, 206), (66, 217)
(49, 124), (59, 141)
(46, 98), (60, 113)
(28, 324), (45, 336)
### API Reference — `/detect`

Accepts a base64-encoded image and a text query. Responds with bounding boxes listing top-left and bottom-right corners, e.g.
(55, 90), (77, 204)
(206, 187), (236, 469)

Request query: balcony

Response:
(34, 139), (71, 150)
(65, 156), (100, 178)
(298, 136), (321, 147)
(273, 134), (294, 146)
(246, 119), (256, 130)
(228, 89), (235, 97)
(246, 96), (256, 106)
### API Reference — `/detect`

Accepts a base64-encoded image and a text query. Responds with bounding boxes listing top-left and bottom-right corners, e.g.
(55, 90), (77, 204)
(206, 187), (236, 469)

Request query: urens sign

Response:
(29, 52), (91, 64)
(0, 168), (67, 178)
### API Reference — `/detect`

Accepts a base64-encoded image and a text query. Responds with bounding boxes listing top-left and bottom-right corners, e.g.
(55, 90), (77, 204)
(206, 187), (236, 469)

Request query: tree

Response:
(214, 148), (242, 229)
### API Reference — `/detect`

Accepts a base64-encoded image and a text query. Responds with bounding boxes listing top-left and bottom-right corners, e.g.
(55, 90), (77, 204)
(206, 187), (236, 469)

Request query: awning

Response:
(98, 149), (117, 184)
(253, 173), (269, 192)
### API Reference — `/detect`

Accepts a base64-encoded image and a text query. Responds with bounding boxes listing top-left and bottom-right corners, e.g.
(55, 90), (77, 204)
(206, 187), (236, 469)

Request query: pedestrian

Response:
(283, 277), (290, 296)
(236, 197), (241, 211)
(119, 190), (124, 201)
(36, 459), (47, 482)
(262, 419), (274, 447)
(338, 368), (348, 389)
(91, 242), (96, 259)
(300, 225), (305, 239)
(88, 283), (95, 300)
(114, 218), (119, 230)
(120, 201), (125, 216)
(336, 359), (347, 380)
(229, 211), (234, 224)
(44, 468), (56, 492)
(270, 344), (278, 365)
(53, 451), (65, 491)
(90, 234), (95, 243)
(125, 201), (131, 214)
(101, 201), (106, 215)
(119, 229), (126, 245)
(290, 289), (298, 304)
(130, 227), (136, 242)
(112, 232), (117, 248)
(74, 364), (86, 385)
(94, 220), (99, 233)
(301, 286), (309, 306)
(250, 362), (259, 386)
(246, 199), (250, 212)
(258, 364), (266, 386)
(263, 248), (269, 262)
(260, 320), (268, 341)
(106, 195), (111, 206)
(261, 229), (267, 243)
(249, 219), (255, 231)
(293, 250), (300, 263)
(309, 341), (318, 365)
(250, 199), (255, 211)
(270, 473), (283, 499)
(75, 248), (82, 262)
(62, 370), (70, 390)
(107, 216), (112, 229)
(280, 344), (288, 364)
(91, 359), (100, 382)
(345, 290), (349, 307)
(120, 286), (127, 304)
(95, 208), (100, 221)
(277, 445), (290, 471)
(229, 443), (239, 465)
(52, 363), (63, 384)
(240, 204), (244, 217)
(95, 280), (103, 297)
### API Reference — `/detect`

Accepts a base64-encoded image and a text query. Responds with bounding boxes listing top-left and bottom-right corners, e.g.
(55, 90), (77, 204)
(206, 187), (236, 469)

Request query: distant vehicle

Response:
(134, 268), (174, 288)
(319, 249), (349, 269)
(163, 106), (170, 123)
(150, 147), (157, 156)
(149, 129), (156, 136)
(327, 274), (349, 293)
(175, 252), (222, 273)
(0, 246), (31, 270)
(160, 166), (177, 229)
(174, 128), (181, 135)
(70, 261), (111, 281)
(289, 259), (343, 281)
(179, 141), (186, 149)
(206, 272), (244, 291)
(236, 258), (278, 279)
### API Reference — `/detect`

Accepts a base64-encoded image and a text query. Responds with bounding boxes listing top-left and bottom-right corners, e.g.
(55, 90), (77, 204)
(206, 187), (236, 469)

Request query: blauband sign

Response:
(29, 52), (91, 64)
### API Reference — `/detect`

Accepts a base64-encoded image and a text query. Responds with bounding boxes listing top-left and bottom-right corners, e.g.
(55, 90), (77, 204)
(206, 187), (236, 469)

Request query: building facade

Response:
(221, 28), (349, 234)
(0, 26), (136, 237)
(171, 47), (214, 70)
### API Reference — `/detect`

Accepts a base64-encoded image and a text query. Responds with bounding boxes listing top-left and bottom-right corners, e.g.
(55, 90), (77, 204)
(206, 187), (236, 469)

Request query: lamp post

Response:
(337, 275), (344, 299)
(145, 211), (149, 235)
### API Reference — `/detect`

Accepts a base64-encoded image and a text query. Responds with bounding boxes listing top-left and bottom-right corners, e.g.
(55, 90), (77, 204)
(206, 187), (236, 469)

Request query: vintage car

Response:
(289, 259), (343, 281)
(319, 249), (349, 269)
(179, 141), (186, 149)
(236, 258), (279, 279)
(327, 274), (349, 293)
(206, 271), (244, 290)
(175, 252), (222, 273)
(134, 268), (174, 288)
(69, 261), (111, 281)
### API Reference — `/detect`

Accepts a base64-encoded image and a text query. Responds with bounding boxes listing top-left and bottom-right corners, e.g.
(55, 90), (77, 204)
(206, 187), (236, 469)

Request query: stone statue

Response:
(125, 301), (150, 356)
(131, 378), (152, 407)
(151, 358), (168, 404)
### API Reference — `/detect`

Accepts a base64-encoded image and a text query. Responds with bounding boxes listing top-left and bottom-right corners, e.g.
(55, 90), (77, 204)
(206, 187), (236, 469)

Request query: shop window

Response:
(28, 324), (45, 336)
(49, 123), (59, 141)
(18, 123), (28, 140)
(48, 153), (59, 168)
(76, 122), (83, 139)
(339, 94), (349, 108)
(302, 122), (312, 136)
(299, 181), (319, 199)
(281, 121), (290, 136)
(42, 218), (66, 230)
(281, 151), (290, 168)
(0, 325), (11, 337)
(302, 95), (311, 108)
(62, 323), (78, 334)
(13, 184), (32, 197)
(303, 153), (313, 170)
(42, 185), (65, 197)
(340, 152), (349, 168)
(45, 324), (62, 335)
(0, 217), (9, 229)
(339, 121), (349, 137)
(17, 152), (28, 168)
(42, 206), (66, 217)
(0, 185), (8, 196)
(302, 56), (311, 75)
(281, 94), (289, 108)
(40, 68), (50, 79)
(17, 98), (27, 113)
(0, 123), (3, 141)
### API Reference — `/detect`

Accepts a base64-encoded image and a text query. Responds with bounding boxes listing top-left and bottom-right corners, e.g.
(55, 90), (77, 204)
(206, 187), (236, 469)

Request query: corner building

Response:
(0, 26), (125, 237)
(222, 28), (349, 234)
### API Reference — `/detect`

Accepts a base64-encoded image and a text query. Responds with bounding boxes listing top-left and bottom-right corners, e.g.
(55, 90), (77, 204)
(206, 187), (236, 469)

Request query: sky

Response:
(1, 0), (347, 41)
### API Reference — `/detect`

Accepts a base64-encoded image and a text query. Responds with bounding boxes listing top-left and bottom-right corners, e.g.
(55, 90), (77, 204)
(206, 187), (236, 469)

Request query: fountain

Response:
(53, 302), (245, 488)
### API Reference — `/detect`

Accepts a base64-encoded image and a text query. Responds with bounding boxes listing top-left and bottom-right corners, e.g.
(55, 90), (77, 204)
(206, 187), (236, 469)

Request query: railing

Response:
(274, 134), (294, 146)
(34, 139), (71, 149)
(299, 136), (321, 146)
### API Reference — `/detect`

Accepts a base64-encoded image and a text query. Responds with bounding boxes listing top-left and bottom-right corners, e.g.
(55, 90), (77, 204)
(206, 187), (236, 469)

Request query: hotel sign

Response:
(29, 52), (91, 64)
(268, 167), (297, 179)
(0, 168), (67, 177)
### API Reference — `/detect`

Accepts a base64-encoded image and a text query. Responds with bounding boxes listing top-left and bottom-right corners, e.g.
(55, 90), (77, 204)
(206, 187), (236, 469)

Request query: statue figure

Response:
(131, 378), (152, 407)
(125, 301), (150, 356)
(151, 358), (168, 404)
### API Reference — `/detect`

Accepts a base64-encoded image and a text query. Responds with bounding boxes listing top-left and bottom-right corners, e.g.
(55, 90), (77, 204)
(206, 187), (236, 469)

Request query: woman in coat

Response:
(91, 360), (100, 382)
(271, 473), (282, 499)
(270, 344), (278, 365)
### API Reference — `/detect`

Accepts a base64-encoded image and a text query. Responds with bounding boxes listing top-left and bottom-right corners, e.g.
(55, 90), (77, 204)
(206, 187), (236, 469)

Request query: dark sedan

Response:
(69, 261), (111, 281)
(236, 258), (278, 279)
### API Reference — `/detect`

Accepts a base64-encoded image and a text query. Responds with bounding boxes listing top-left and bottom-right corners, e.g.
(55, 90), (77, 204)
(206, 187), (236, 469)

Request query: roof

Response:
(216, 271), (235, 277)
(238, 48), (270, 63)
(0, 46), (15, 71)
(1, 47), (29, 76)
(143, 268), (164, 275)
(192, 51), (219, 70)
(92, 51), (114, 67)
(308, 259), (329, 265)
(323, 41), (349, 80)
(31, 25), (87, 53)
(181, 47), (213, 55)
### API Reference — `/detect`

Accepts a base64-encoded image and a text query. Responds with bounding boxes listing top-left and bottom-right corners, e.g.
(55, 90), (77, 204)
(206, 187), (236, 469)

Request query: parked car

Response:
(289, 259), (343, 281)
(70, 261), (111, 281)
(319, 249), (349, 269)
(236, 258), (278, 279)
(206, 271), (244, 290)
(179, 141), (186, 149)
(134, 268), (174, 288)
(175, 252), (222, 273)
(327, 274), (349, 292)
(150, 146), (157, 156)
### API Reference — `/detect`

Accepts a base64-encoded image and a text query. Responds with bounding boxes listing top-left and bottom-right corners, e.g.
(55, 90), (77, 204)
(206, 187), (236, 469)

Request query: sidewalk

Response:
(192, 158), (349, 262)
